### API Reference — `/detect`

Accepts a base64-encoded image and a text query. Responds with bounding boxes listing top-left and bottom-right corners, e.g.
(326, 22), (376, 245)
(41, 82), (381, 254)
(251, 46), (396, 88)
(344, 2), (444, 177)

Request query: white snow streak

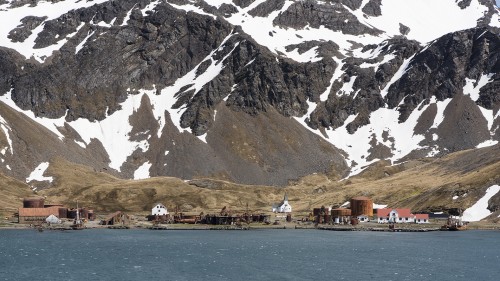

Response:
(320, 57), (344, 101)
(167, 2), (216, 19)
(430, 97), (452, 130)
(0, 115), (13, 154)
(380, 54), (415, 98)
(462, 185), (500, 222)
(75, 30), (95, 54)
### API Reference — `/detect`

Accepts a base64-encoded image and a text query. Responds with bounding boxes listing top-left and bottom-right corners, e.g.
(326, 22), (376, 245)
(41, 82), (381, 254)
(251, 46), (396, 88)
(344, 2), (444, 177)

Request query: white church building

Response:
(152, 203), (169, 216)
(272, 193), (292, 213)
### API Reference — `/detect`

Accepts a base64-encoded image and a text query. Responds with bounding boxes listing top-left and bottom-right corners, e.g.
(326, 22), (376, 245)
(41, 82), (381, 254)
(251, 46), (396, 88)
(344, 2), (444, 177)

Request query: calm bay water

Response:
(0, 229), (499, 281)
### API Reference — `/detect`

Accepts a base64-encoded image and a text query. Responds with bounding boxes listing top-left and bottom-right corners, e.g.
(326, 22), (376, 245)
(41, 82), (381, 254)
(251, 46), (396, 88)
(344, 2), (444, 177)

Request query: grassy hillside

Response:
(1, 146), (499, 221)
(0, 173), (35, 214)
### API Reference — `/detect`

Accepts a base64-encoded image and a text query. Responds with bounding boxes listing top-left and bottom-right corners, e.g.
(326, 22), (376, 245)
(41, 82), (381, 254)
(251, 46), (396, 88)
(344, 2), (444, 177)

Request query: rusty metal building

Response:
(18, 206), (62, 224)
(100, 211), (129, 225)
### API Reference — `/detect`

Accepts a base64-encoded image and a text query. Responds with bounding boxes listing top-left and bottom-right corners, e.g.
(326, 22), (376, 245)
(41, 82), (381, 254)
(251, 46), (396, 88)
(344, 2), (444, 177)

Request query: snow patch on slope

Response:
(300, 98), (434, 178)
(360, 0), (489, 43)
(0, 115), (13, 154)
(462, 185), (500, 222)
(26, 162), (53, 183)
(463, 74), (494, 102)
(134, 161), (152, 180)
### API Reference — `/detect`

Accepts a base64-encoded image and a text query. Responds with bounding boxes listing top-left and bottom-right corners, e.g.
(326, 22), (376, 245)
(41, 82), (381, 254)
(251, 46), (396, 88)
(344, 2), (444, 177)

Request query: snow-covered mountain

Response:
(0, 0), (498, 189)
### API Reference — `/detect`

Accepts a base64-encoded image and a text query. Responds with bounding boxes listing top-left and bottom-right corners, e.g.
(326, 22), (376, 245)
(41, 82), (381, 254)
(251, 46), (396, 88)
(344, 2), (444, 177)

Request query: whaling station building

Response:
(18, 197), (94, 224)
(314, 196), (430, 225)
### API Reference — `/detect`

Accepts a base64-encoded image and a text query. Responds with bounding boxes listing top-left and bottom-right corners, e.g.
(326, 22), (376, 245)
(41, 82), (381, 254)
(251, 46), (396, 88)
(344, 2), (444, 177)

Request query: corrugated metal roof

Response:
(18, 206), (62, 217)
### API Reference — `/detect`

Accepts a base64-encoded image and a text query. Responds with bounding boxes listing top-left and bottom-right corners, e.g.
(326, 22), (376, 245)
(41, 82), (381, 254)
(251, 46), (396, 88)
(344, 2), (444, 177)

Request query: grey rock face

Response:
(232, 0), (255, 8)
(385, 28), (499, 123)
(7, 16), (47, 43)
(399, 23), (410, 36)
(10, 1), (233, 122)
(361, 0), (382, 16)
(273, 0), (382, 36)
(0, 0), (498, 186)
(248, 0), (285, 17)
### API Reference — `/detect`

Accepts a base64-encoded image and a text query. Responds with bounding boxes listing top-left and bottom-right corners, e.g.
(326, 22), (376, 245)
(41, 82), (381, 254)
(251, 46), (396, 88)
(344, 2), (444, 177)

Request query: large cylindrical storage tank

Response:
(23, 197), (45, 208)
(350, 197), (373, 217)
(331, 208), (352, 217)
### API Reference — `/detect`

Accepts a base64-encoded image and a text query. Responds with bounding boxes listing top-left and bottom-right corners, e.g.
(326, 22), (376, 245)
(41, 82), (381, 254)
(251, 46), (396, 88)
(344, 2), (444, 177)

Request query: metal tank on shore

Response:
(350, 196), (373, 217)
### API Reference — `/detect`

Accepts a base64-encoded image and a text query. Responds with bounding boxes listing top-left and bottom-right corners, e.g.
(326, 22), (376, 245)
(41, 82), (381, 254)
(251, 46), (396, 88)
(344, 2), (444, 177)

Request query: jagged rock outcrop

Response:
(274, 0), (381, 35)
(0, 0), (498, 187)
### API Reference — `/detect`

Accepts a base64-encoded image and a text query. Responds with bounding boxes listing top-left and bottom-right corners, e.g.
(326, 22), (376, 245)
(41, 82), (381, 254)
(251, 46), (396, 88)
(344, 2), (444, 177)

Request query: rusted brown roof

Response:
(103, 211), (123, 221)
(18, 206), (61, 217)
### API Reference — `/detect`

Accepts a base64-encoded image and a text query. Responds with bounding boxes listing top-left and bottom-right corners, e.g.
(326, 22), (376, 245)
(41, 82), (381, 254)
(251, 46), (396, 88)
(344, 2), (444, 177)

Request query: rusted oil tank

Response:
(23, 197), (45, 208)
(324, 214), (331, 224)
(58, 207), (68, 219)
(350, 196), (373, 217)
(331, 208), (352, 217)
(81, 208), (89, 220)
(286, 214), (292, 222)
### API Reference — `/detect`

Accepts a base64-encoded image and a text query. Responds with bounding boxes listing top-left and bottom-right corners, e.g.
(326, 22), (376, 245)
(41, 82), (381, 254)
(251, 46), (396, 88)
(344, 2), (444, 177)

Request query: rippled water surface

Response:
(1, 229), (499, 280)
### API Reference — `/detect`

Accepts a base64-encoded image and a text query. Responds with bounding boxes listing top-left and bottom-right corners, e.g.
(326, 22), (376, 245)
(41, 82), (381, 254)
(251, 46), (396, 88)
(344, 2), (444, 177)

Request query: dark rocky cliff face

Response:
(0, 0), (498, 186)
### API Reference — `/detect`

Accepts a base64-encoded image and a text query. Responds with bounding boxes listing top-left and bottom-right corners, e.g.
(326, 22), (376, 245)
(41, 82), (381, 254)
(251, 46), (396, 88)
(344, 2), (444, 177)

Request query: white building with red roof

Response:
(377, 208), (430, 224)
(377, 208), (414, 223)
(414, 214), (429, 224)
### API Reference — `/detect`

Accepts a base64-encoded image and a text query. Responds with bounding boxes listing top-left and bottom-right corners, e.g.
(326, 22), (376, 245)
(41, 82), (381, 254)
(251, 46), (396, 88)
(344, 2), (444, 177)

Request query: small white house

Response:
(272, 193), (292, 213)
(152, 203), (169, 216)
(357, 215), (370, 222)
(414, 214), (429, 224)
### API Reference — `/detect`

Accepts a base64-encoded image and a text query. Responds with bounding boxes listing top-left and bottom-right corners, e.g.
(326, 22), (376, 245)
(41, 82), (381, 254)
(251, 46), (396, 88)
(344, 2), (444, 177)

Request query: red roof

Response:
(414, 214), (429, 219)
(377, 208), (414, 218)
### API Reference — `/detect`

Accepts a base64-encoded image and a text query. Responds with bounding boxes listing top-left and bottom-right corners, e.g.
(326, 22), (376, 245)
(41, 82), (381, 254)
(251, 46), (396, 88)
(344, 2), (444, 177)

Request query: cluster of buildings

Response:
(16, 194), (431, 227)
(17, 197), (94, 225)
(147, 203), (271, 225)
(273, 195), (430, 225)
